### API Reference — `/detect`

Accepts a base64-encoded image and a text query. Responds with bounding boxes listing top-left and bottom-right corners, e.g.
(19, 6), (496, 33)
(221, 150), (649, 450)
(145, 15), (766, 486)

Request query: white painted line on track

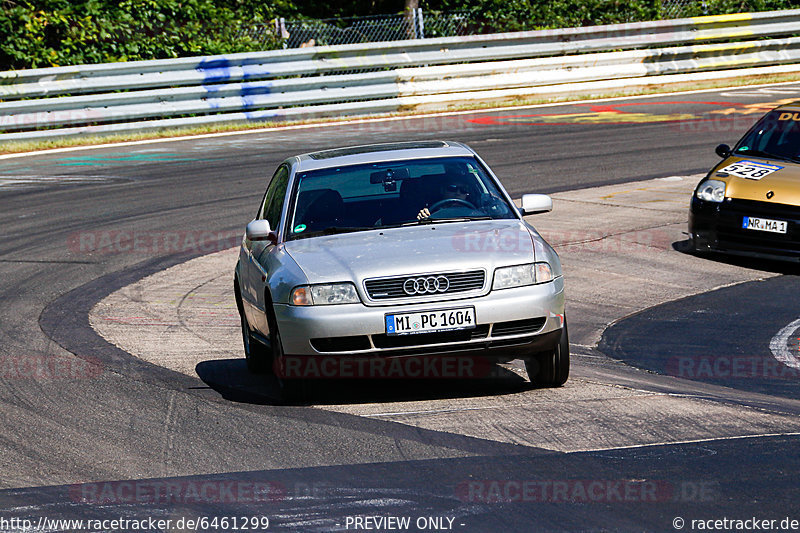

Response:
(718, 86), (800, 97)
(769, 318), (800, 370)
(0, 175), (116, 190)
(2, 80), (800, 160)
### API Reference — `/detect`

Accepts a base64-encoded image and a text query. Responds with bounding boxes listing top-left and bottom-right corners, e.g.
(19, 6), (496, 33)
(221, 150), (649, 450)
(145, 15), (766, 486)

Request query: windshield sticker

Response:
(720, 160), (783, 180)
(778, 112), (800, 121)
(293, 224), (307, 233)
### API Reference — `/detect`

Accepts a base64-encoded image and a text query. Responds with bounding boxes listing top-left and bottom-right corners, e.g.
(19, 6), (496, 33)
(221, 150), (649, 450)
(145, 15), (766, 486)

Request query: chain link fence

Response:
(238, 3), (718, 50)
(661, 0), (704, 19)
(238, 10), (470, 49)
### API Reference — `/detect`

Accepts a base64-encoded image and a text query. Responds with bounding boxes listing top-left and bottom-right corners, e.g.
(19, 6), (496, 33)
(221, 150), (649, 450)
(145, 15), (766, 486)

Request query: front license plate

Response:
(720, 160), (783, 180)
(742, 216), (788, 234)
(385, 307), (476, 335)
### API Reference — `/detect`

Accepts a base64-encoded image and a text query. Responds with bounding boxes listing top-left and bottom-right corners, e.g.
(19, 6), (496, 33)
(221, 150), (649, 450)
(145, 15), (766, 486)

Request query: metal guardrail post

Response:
(278, 18), (288, 49)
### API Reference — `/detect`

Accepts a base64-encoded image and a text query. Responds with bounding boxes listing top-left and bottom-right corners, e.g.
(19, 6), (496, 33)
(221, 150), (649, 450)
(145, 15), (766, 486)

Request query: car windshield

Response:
(734, 110), (800, 162)
(286, 156), (518, 240)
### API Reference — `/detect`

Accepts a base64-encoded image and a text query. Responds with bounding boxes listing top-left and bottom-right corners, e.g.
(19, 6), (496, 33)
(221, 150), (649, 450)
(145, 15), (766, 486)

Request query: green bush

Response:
(422, 0), (799, 32)
(2, 0), (798, 70)
(0, 0), (298, 70)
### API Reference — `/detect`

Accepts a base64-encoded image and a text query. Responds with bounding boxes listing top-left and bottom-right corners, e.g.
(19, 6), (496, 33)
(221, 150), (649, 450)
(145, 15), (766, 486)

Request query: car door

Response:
(240, 164), (290, 335)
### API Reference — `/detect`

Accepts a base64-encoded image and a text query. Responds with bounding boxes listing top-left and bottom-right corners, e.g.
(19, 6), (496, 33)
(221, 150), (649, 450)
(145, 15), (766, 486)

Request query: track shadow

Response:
(8, 435), (800, 532)
(600, 264), (800, 399)
(195, 357), (531, 406)
(673, 238), (800, 275)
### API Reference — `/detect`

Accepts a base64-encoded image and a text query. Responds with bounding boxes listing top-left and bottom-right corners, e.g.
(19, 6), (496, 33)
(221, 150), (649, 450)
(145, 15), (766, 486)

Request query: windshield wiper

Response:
(294, 226), (374, 239)
(734, 149), (797, 162)
(400, 216), (493, 226)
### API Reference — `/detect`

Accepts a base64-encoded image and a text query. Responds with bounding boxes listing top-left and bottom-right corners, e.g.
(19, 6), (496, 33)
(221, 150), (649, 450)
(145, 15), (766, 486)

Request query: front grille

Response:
(364, 270), (485, 300)
(372, 325), (490, 348)
(716, 199), (800, 255)
(310, 336), (371, 353)
(309, 319), (551, 355)
(491, 317), (546, 337)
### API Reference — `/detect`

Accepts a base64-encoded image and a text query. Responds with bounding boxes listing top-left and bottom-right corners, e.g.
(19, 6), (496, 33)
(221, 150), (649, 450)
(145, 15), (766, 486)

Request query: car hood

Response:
(717, 156), (800, 205)
(284, 219), (536, 284)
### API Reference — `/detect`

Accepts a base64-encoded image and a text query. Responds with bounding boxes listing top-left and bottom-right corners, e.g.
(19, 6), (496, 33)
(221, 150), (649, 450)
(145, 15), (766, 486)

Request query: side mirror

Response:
(520, 194), (553, 215)
(715, 144), (731, 158)
(246, 219), (277, 244)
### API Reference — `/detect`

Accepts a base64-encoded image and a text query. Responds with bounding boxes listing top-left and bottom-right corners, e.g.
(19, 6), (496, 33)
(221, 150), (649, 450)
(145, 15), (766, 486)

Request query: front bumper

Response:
(273, 277), (565, 356)
(690, 197), (800, 262)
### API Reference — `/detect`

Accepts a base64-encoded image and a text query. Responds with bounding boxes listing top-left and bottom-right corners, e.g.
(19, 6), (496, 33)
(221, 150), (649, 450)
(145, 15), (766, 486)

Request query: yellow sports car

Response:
(690, 102), (800, 261)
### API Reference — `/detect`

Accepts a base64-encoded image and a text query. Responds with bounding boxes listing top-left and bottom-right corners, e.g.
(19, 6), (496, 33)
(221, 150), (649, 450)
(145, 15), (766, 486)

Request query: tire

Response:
(265, 302), (306, 403)
(525, 321), (569, 387)
(240, 311), (272, 374)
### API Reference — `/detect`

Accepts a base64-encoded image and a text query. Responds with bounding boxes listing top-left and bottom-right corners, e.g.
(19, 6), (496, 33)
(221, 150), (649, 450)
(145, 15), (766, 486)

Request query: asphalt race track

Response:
(1, 84), (800, 532)
(601, 274), (800, 400)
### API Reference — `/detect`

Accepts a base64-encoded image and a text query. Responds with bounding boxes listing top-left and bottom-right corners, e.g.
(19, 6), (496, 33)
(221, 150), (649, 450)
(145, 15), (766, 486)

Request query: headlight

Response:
(696, 179), (726, 203)
(493, 262), (553, 290)
(290, 283), (360, 305)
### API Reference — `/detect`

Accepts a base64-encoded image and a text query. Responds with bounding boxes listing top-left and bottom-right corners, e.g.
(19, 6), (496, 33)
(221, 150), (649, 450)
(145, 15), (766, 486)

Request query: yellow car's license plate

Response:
(385, 307), (476, 335)
(742, 216), (788, 234)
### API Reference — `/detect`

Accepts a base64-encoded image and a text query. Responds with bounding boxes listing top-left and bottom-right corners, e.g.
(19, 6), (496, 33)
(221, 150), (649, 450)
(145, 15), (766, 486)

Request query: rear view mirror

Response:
(520, 194), (553, 215)
(246, 219), (277, 244)
(369, 167), (411, 184)
(715, 144), (731, 158)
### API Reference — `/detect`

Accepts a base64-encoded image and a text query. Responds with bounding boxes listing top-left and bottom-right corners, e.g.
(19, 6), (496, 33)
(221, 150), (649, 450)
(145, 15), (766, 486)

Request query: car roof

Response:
(774, 101), (800, 112)
(292, 141), (476, 172)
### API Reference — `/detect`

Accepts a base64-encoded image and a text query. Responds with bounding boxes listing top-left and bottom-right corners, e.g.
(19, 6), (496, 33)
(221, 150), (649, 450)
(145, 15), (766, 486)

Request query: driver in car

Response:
(417, 175), (479, 220)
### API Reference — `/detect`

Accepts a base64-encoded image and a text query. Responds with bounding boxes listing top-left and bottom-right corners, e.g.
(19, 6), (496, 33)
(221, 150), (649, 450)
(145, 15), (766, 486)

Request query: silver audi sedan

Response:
(234, 141), (567, 393)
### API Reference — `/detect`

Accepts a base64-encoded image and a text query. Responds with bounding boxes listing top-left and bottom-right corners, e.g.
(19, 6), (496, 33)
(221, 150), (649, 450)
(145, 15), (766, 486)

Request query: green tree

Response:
(0, 0), (299, 70)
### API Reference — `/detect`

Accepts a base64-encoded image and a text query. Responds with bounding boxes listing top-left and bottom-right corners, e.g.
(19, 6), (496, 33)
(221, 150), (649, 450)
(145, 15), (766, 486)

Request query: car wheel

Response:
(266, 303), (306, 402)
(525, 321), (569, 387)
(240, 311), (272, 374)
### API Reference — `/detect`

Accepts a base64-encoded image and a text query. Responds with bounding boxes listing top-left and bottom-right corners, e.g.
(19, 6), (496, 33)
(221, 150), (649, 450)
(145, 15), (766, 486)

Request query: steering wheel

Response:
(428, 198), (477, 212)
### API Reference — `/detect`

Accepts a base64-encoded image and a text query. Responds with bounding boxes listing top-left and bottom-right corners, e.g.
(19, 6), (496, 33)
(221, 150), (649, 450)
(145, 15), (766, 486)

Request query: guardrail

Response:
(2, 9), (800, 142)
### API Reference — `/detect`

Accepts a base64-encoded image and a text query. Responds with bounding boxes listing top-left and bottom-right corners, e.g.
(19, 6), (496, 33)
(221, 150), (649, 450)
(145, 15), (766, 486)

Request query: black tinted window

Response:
(287, 157), (517, 239)
(735, 110), (800, 161)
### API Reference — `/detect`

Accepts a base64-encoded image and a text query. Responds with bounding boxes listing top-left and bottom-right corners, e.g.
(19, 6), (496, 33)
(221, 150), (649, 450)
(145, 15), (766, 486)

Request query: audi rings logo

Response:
(403, 275), (450, 295)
